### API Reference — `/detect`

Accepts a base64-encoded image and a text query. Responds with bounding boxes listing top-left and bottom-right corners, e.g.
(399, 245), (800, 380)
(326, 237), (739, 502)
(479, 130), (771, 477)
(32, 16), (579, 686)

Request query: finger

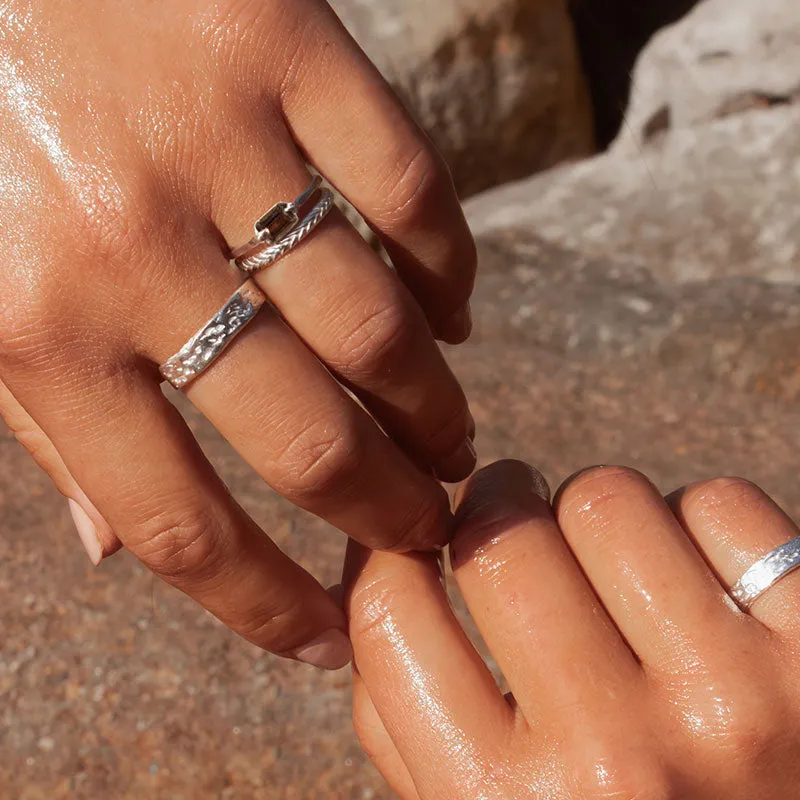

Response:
(553, 466), (740, 668)
(0, 378), (121, 563)
(180, 303), (453, 553)
(668, 478), (800, 634)
(352, 670), (420, 800)
(114, 215), (453, 555)
(343, 539), (514, 795)
(2, 360), (351, 669)
(452, 461), (642, 729)
(272, 0), (477, 342)
(333, 583), (418, 795)
(211, 132), (475, 483)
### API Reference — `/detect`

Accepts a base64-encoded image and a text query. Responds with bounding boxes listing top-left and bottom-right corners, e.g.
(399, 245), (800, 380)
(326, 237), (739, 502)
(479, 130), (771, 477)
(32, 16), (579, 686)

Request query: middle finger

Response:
(451, 461), (641, 726)
(554, 466), (741, 669)
(209, 123), (476, 482)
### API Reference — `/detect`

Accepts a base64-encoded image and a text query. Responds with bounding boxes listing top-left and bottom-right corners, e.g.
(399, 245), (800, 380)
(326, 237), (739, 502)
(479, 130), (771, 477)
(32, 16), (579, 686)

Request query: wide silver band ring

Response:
(159, 280), (267, 390)
(235, 188), (335, 275)
(229, 176), (323, 261)
(729, 536), (800, 609)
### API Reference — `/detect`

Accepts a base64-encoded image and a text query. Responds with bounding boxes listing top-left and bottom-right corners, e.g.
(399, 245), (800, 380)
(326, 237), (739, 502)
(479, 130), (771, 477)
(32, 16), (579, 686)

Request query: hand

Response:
(346, 460), (800, 797)
(0, 0), (476, 669)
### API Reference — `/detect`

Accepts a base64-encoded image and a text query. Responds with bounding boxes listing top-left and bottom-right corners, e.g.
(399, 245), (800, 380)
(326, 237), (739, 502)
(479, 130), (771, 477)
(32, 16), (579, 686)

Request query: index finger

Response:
(4, 362), (352, 670)
(343, 540), (514, 795)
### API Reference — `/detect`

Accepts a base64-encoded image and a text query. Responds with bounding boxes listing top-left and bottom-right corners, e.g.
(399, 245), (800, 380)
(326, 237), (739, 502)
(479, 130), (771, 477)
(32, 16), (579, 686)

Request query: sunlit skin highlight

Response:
(348, 461), (800, 799)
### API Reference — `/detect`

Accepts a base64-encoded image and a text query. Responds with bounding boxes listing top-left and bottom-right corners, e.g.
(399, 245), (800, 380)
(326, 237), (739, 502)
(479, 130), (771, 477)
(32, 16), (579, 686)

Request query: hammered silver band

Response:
(235, 188), (335, 275)
(159, 280), (267, 390)
(729, 536), (800, 609)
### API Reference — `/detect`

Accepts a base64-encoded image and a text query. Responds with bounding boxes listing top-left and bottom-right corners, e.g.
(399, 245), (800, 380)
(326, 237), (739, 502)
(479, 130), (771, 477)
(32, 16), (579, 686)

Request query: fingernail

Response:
(467, 410), (476, 441)
(435, 438), (477, 484)
(455, 460), (551, 520)
(293, 629), (353, 671)
(326, 583), (344, 607)
(68, 498), (103, 566)
(438, 303), (472, 343)
(436, 551), (447, 590)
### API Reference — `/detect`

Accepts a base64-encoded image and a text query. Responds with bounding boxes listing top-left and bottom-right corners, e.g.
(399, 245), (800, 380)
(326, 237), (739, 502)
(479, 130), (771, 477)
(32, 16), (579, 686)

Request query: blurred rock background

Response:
(4, 0), (800, 796)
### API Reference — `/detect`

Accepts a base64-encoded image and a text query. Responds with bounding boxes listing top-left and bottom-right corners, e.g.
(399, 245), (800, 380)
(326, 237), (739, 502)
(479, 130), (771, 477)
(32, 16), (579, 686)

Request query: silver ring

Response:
(229, 176), (323, 261)
(235, 189), (335, 275)
(159, 280), (267, 390)
(729, 536), (800, 609)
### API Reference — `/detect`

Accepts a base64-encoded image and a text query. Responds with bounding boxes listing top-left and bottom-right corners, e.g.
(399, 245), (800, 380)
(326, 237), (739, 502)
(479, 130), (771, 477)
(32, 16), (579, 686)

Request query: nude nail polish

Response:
(68, 498), (103, 566)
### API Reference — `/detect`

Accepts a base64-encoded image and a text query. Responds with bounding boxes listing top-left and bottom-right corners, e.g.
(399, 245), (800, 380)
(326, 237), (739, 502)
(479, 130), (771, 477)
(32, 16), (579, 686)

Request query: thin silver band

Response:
(235, 188), (335, 275)
(159, 280), (267, 390)
(729, 536), (800, 609)
(229, 176), (323, 261)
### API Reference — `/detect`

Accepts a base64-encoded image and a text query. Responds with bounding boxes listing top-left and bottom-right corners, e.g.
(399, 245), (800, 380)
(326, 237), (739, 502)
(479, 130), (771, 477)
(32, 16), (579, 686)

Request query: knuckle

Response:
(60, 168), (181, 296)
(556, 466), (651, 524)
(273, 419), (366, 504)
(681, 476), (766, 516)
(377, 145), (449, 227)
(698, 695), (785, 770)
(388, 491), (447, 552)
(578, 755), (675, 800)
(331, 298), (412, 378)
(201, 0), (299, 64)
(234, 596), (306, 652)
(348, 571), (400, 644)
(77, 197), (169, 278)
(133, 510), (226, 583)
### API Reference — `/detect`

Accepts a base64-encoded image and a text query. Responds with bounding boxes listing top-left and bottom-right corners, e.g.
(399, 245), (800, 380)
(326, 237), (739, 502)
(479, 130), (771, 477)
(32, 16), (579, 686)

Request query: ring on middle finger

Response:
(231, 176), (335, 275)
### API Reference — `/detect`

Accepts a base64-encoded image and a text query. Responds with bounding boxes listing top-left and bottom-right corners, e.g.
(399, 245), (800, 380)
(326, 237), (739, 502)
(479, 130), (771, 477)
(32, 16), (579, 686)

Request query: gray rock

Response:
(457, 0), (800, 502)
(330, 0), (594, 197)
(615, 0), (800, 154)
(567, 0), (700, 147)
(451, 103), (800, 511)
(467, 106), (800, 285)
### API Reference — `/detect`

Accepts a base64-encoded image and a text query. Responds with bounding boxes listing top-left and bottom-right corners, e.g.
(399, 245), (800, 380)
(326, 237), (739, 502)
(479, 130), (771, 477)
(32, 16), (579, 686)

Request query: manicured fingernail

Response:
(293, 629), (353, 671)
(436, 437), (477, 484)
(68, 498), (103, 566)
(438, 303), (472, 343)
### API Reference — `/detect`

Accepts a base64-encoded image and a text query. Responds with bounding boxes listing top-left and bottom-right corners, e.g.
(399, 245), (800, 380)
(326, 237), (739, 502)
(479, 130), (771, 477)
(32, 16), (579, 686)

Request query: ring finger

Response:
(668, 477), (800, 634)
(134, 237), (453, 555)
